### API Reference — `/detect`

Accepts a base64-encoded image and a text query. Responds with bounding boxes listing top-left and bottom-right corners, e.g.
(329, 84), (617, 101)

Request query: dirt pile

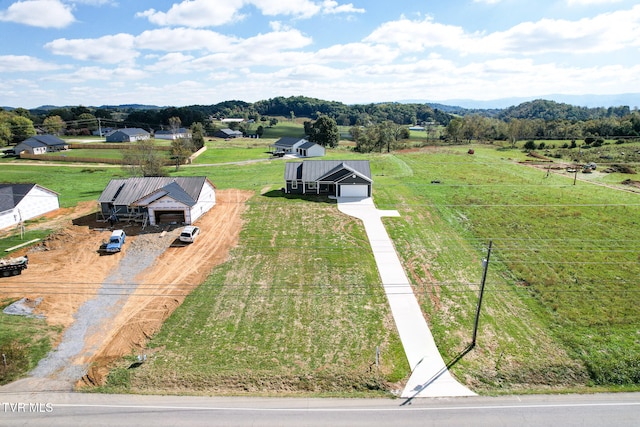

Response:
(1, 189), (253, 388)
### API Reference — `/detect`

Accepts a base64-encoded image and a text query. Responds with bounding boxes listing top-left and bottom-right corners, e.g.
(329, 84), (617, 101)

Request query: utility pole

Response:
(471, 240), (492, 347)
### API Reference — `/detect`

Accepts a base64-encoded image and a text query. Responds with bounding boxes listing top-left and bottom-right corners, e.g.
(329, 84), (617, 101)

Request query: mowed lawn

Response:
(122, 193), (408, 395)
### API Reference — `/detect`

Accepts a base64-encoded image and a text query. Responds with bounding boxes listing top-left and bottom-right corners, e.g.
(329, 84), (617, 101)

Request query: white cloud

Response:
(0, 55), (65, 72)
(137, 0), (363, 28)
(44, 65), (147, 82)
(0, 0), (75, 28)
(314, 43), (397, 64)
(481, 5), (640, 54)
(45, 34), (138, 64)
(364, 15), (478, 52)
(137, 0), (245, 28)
(146, 53), (196, 73)
(273, 64), (346, 81)
(135, 28), (240, 53)
(251, 0), (320, 18)
(566, 0), (624, 5)
(67, 0), (116, 5)
(321, 0), (365, 14)
(237, 28), (313, 51)
(365, 6), (640, 56)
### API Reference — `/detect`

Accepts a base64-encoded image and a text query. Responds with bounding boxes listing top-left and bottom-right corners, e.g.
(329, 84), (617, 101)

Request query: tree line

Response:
(2, 96), (640, 148)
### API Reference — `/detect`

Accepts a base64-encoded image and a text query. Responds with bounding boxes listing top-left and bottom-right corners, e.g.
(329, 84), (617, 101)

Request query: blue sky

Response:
(1, 0), (639, 108)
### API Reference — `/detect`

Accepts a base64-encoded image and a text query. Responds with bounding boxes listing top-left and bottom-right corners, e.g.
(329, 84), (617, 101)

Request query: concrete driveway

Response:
(337, 197), (475, 398)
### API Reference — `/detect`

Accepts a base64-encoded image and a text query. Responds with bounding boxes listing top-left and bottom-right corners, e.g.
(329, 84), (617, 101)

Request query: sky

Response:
(1, 0), (639, 108)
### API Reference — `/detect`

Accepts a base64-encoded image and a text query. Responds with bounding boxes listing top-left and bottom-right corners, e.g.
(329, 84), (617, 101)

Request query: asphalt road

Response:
(1, 392), (638, 426)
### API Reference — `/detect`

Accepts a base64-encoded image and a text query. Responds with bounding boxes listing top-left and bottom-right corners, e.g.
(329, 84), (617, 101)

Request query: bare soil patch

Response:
(1, 189), (253, 387)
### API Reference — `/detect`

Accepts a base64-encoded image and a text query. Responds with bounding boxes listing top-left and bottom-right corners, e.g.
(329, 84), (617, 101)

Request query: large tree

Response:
(170, 137), (194, 171)
(122, 139), (167, 177)
(307, 115), (339, 148)
(190, 122), (205, 150)
(0, 122), (11, 147)
(446, 117), (463, 143)
(43, 115), (66, 135)
(10, 115), (36, 144)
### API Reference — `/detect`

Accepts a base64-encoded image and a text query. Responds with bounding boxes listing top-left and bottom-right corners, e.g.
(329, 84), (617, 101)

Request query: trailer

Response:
(0, 255), (28, 277)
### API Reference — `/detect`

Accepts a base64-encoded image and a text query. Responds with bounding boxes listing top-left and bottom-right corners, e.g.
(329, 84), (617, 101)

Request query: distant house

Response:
(270, 137), (325, 157)
(106, 128), (151, 142)
(284, 160), (372, 198)
(409, 126), (425, 131)
(155, 128), (192, 140)
(220, 118), (245, 123)
(98, 177), (216, 226)
(0, 184), (60, 230)
(12, 135), (68, 155)
(93, 127), (114, 137)
(214, 128), (243, 139)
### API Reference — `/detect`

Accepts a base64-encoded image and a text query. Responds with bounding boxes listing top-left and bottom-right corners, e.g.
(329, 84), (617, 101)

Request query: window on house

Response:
(292, 181), (298, 189)
(307, 182), (317, 190)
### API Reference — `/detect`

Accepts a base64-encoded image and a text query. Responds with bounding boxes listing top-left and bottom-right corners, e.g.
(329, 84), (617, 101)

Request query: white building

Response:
(0, 184), (60, 230)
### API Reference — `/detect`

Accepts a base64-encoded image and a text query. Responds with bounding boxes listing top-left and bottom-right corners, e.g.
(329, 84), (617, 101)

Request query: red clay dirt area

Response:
(1, 189), (253, 387)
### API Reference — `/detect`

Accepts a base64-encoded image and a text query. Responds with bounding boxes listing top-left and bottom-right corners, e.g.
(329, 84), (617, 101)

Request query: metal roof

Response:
(272, 137), (306, 148)
(111, 128), (150, 136)
(98, 177), (210, 206)
(133, 181), (197, 207)
(284, 160), (371, 182)
(297, 140), (317, 149)
(16, 139), (46, 149)
(27, 135), (67, 146)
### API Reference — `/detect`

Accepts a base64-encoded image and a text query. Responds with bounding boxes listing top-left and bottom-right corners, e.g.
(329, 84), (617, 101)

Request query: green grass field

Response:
(0, 299), (61, 385)
(115, 194), (408, 396)
(2, 138), (639, 394)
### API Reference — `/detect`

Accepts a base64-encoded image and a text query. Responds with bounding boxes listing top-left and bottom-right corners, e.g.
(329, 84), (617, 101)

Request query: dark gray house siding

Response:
(284, 160), (372, 197)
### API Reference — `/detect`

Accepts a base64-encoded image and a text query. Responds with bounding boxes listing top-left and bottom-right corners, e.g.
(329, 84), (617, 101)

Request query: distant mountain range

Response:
(3, 93), (639, 114)
(413, 93), (640, 110)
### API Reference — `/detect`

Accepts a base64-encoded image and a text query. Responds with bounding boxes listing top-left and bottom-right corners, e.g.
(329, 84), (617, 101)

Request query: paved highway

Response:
(1, 392), (638, 426)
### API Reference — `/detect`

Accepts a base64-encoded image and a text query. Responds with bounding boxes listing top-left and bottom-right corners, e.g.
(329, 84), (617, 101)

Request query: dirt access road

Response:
(1, 189), (253, 389)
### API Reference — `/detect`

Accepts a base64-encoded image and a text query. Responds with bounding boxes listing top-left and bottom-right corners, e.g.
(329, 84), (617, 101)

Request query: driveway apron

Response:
(338, 197), (475, 398)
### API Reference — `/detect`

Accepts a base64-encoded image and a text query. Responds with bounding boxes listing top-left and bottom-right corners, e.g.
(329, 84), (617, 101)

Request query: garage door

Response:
(340, 184), (369, 197)
(154, 210), (186, 224)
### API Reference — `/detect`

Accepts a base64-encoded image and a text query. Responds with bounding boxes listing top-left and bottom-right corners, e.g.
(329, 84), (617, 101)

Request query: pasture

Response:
(1, 140), (639, 394)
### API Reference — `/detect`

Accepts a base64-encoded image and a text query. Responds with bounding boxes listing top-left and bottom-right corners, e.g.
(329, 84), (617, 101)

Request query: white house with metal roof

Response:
(12, 135), (68, 155)
(270, 137), (325, 157)
(98, 177), (215, 226)
(0, 184), (60, 230)
(284, 160), (372, 198)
